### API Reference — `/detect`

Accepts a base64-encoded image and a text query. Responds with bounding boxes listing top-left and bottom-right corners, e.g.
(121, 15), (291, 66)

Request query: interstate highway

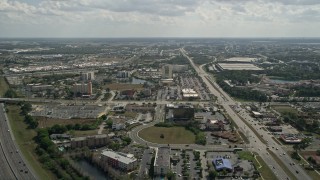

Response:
(0, 103), (36, 180)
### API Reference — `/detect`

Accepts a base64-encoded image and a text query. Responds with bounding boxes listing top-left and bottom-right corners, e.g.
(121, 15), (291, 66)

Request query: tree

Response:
(4, 89), (17, 98)
(208, 170), (218, 180)
(166, 170), (175, 180)
(160, 134), (164, 139)
(316, 150), (320, 156)
(293, 138), (312, 153)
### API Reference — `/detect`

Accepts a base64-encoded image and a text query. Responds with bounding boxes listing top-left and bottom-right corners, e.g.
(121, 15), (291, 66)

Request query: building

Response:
(251, 111), (262, 118)
(112, 118), (126, 130)
(70, 134), (109, 148)
(166, 104), (195, 123)
(181, 88), (199, 99)
(206, 119), (225, 131)
(80, 72), (95, 81)
(73, 81), (92, 95)
(162, 64), (173, 79)
(101, 149), (138, 172)
(117, 71), (129, 78)
(280, 134), (302, 144)
(172, 65), (188, 72)
(154, 147), (171, 176)
(26, 84), (53, 92)
(216, 63), (263, 71)
(212, 158), (233, 172)
(125, 103), (156, 113)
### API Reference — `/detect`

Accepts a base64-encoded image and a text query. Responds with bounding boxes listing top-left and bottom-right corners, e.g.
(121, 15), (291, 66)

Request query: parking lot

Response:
(170, 149), (202, 179)
(30, 104), (106, 119)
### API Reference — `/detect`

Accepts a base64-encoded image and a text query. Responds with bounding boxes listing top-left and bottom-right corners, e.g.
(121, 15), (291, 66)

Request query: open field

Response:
(7, 105), (56, 180)
(0, 76), (9, 97)
(238, 151), (277, 180)
(139, 126), (195, 144)
(35, 117), (96, 128)
(272, 105), (298, 115)
(267, 149), (298, 180)
(104, 83), (144, 91)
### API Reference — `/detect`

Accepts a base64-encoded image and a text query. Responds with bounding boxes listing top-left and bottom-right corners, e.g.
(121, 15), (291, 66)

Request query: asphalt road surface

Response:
(0, 103), (36, 180)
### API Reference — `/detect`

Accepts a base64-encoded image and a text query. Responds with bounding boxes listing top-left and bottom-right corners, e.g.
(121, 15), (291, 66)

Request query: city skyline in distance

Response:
(0, 0), (320, 38)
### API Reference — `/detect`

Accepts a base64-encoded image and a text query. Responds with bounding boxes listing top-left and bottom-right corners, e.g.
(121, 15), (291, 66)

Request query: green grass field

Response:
(138, 126), (195, 144)
(272, 105), (298, 115)
(7, 105), (56, 180)
(0, 76), (9, 97)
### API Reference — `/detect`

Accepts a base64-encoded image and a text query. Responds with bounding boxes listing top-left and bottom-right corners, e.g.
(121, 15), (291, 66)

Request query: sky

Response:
(0, 0), (319, 38)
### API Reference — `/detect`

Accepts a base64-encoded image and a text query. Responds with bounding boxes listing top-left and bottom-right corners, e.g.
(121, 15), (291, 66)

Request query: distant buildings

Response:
(70, 134), (109, 148)
(80, 72), (95, 81)
(154, 147), (171, 176)
(101, 149), (138, 172)
(73, 81), (92, 95)
(117, 71), (129, 78)
(162, 64), (173, 79)
(26, 84), (53, 92)
(125, 103), (156, 113)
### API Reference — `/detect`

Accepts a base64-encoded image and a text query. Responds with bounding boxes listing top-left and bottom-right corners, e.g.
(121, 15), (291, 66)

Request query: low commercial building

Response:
(112, 118), (126, 130)
(206, 119), (224, 131)
(70, 134), (109, 148)
(154, 147), (171, 176)
(125, 103), (156, 113)
(252, 111), (262, 118)
(101, 149), (138, 172)
(26, 84), (53, 92)
(280, 134), (302, 144)
(216, 63), (263, 71)
(212, 158), (233, 172)
(181, 88), (199, 99)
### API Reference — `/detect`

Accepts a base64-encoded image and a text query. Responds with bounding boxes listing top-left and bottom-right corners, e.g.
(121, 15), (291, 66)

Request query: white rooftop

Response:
(101, 150), (137, 165)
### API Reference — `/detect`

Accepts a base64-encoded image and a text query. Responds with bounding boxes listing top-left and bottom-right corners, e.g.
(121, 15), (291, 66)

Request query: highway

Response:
(180, 48), (311, 180)
(0, 103), (36, 180)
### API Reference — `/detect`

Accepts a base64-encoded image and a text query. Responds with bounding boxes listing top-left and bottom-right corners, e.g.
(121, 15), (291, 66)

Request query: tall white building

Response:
(162, 65), (173, 79)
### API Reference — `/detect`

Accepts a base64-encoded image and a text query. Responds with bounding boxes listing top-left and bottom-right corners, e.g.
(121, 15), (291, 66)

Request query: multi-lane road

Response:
(180, 48), (311, 180)
(0, 103), (36, 180)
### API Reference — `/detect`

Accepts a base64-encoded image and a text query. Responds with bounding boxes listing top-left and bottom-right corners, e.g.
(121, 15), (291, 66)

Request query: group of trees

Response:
(4, 89), (17, 98)
(282, 112), (320, 133)
(35, 129), (89, 179)
(216, 78), (268, 102)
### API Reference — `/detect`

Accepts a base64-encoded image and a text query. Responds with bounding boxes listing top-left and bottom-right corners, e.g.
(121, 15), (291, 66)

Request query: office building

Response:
(101, 149), (138, 172)
(162, 65), (173, 79)
(154, 147), (171, 176)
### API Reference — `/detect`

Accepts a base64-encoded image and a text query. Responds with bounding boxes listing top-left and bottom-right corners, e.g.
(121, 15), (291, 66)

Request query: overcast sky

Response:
(0, 0), (319, 38)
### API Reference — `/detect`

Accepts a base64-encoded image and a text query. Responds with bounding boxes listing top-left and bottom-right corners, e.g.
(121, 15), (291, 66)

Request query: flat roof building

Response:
(101, 149), (138, 172)
(216, 63), (263, 71)
(154, 147), (171, 176)
(213, 158), (233, 172)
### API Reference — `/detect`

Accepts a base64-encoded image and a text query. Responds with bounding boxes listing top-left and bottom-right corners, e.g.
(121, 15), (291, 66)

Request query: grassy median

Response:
(7, 105), (55, 180)
(139, 126), (195, 144)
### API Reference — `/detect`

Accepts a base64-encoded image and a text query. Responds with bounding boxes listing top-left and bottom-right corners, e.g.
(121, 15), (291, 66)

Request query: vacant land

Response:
(139, 126), (195, 144)
(7, 105), (55, 180)
(104, 83), (144, 91)
(0, 76), (9, 97)
(272, 105), (298, 115)
(35, 117), (96, 128)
